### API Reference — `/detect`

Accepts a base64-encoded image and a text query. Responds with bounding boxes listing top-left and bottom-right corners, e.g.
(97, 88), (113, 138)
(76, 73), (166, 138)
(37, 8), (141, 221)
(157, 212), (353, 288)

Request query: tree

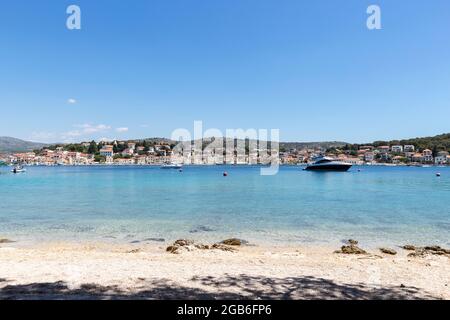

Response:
(66, 144), (84, 152)
(94, 154), (106, 163)
(88, 141), (98, 154)
(432, 146), (438, 157)
(143, 140), (149, 152)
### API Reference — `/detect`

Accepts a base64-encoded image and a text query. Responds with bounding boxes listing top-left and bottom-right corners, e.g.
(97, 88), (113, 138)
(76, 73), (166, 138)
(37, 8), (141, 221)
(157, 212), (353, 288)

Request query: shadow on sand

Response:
(0, 275), (438, 300)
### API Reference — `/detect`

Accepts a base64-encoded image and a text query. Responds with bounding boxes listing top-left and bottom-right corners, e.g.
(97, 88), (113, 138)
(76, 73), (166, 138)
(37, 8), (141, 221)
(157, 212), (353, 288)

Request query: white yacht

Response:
(11, 165), (27, 173)
(160, 163), (183, 169)
(304, 156), (352, 172)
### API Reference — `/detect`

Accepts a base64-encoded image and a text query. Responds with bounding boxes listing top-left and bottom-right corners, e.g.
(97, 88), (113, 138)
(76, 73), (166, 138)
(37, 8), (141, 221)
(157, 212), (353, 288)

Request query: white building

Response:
(404, 151), (415, 159)
(364, 152), (375, 162)
(377, 146), (390, 154)
(411, 153), (423, 163)
(435, 151), (449, 165)
(435, 155), (447, 165)
(422, 149), (433, 162)
(404, 145), (415, 152)
(122, 148), (134, 156)
(391, 145), (403, 153)
(99, 145), (114, 157)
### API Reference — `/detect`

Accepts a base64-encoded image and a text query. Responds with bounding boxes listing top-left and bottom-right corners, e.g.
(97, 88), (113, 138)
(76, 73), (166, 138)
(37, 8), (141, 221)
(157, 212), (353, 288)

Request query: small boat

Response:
(11, 165), (27, 173)
(160, 163), (183, 169)
(304, 156), (352, 172)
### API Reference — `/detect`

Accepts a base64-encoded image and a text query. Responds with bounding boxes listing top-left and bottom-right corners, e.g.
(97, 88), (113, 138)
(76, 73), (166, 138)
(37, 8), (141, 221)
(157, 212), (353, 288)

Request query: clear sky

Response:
(1, 0), (450, 143)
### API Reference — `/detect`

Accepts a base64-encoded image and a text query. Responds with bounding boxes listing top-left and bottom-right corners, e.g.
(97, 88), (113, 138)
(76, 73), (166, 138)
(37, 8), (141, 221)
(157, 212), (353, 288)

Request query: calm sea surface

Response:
(0, 165), (449, 247)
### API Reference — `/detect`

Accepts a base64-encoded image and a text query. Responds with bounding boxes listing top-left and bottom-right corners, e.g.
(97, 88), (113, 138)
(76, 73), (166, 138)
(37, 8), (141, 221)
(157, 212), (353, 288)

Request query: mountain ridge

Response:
(0, 137), (48, 152)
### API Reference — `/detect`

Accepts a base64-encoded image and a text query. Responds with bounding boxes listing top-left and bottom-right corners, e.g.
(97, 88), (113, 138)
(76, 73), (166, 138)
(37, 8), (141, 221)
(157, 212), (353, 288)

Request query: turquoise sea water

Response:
(0, 165), (449, 247)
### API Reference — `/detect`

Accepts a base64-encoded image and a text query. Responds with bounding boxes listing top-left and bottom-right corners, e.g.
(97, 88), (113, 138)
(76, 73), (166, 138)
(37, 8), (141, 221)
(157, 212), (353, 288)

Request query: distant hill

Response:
(279, 141), (348, 151)
(40, 136), (349, 153)
(5, 132), (449, 154)
(371, 133), (450, 152)
(0, 137), (48, 152)
(139, 137), (177, 145)
(189, 138), (347, 151)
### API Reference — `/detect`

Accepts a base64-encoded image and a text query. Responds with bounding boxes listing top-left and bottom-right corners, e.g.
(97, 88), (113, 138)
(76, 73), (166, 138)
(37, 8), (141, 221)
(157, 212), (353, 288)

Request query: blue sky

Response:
(1, 0), (450, 143)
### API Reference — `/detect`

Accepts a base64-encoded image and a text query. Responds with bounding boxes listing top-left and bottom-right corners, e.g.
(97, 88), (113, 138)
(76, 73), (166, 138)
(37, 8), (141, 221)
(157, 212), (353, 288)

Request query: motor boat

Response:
(160, 163), (183, 169)
(304, 156), (352, 172)
(11, 165), (27, 173)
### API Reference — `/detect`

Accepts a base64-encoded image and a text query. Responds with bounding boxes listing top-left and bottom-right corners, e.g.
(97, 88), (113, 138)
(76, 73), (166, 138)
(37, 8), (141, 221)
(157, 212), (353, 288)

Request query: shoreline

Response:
(2, 163), (449, 167)
(1, 241), (448, 300)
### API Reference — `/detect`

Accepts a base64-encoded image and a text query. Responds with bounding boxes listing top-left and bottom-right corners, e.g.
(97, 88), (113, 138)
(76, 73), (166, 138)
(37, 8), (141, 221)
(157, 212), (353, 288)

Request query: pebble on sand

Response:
(403, 245), (450, 258)
(337, 245), (367, 255)
(221, 238), (245, 246)
(0, 239), (15, 244)
(379, 248), (397, 255)
(402, 245), (416, 251)
(166, 239), (237, 254)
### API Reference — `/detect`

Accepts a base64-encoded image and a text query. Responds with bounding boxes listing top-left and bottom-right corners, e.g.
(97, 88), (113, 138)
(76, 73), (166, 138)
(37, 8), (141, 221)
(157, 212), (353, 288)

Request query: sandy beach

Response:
(0, 241), (448, 300)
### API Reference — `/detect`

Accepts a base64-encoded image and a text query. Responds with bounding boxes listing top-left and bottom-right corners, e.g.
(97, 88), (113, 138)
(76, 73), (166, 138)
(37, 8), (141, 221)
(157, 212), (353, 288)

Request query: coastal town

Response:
(1, 138), (449, 167)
